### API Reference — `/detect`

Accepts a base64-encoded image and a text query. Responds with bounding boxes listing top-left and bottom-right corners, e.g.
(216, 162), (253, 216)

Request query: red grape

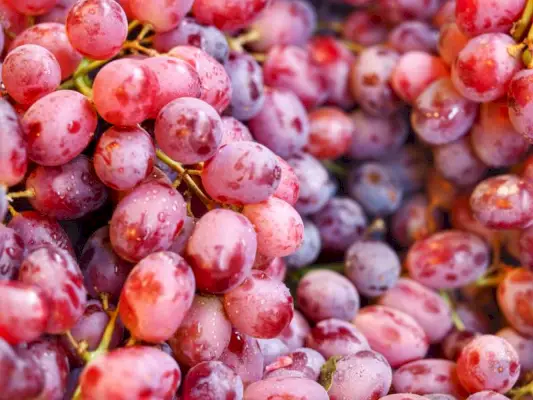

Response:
(497, 268), (533, 337)
(438, 23), (469, 66)
(379, 0), (440, 23)
(285, 219), (321, 269)
(129, 0), (192, 32)
(342, 10), (388, 46)
(273, 156), (300, 206)
(467, 391), (512, 400)
(0, 225), (24, 280)
(220, 116), (253, 146)
(433, 0), (457, 27)
(264, 347), (325, 380)
(497, 327), (533, 372)
(388, 21), (439, 54)
(0, 1), (29, 35)
(182, 361), (243, 400)
(6, 0), (57, 15)
(305, 107), (353, 160)
(278, 310), (311, 351)
(257, 338), (289, 366)
(0, 186), (6, 222)
(382, 395), (430, 400)
(255, 257), (287, 281)
(219, 329), (264, 386)
(442, 330), (480, 361)
(192, 0), (269, 32)
(168, 215), (195, 255)
(244, 376), (329, 400)
(37, 0), (77, 23)
(0, 98), (27, 187)
(507, 69), (533, 141)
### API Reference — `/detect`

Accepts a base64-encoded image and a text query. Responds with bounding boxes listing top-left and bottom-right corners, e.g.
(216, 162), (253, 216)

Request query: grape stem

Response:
(509, 378), (533, 400)
(85, 308), (120, 362)
(364, 218), (387, 240)
(136, 24), (153, 41)
(74, 59), (111, 79)
(122, 41), (159, 57)
(323, 160), (348, 178)
(99, 293), (110, 313)
(226, 29), (261, 52)
(64, 331), (91, 363)
(128, 20), (141, 33)
(317, 20), (343, 33)
(6, 188), (35, 200)
(476, 267), (511, 287)
(74, 74), (93, 98)
(439, 290), (465, 332)
(7, 204), (18, 217)
(511, 0), (533, 42)
(250, 52), (267, 62)
(341, 40), (365, 54)
(125, 336), (137, 347)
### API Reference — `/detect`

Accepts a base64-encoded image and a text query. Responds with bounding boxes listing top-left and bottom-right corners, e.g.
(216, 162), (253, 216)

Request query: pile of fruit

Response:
(2, 0), (533, 398)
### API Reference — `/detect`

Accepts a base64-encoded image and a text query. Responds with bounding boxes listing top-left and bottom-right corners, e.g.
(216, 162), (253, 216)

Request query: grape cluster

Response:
(1, 0), (533, 399)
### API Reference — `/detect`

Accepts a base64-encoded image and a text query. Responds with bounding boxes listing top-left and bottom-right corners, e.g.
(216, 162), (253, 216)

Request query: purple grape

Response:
(273, 157), (300, 207)
(257, 338), (290, 366)
(379, 0), (440, 23)
(427, 395), (458, 400)
(285, 219), (321, 269)
(0, 225), (24, 281)
(255, 257), (287, 282)
(63, 367), (82, 400)
(497, 268), (533, 337)
(0, 98), (27, 187)
(0, 186), (6, 222)
(467, 392), (511, 400)
(219, 116), (253, 146)
(384, 144), (430, 194)
(219, 329), (264, 386)
(342, 10), (388, 46)
(381, 394), (431, 400)
(278, 310), (311, 351)
(168, 215), (195, 255)
(388, 21), (439, 53)
(442, 330), (479, 361)
(264, 347), (325, 380)
(497, 327), (533, 372)
(182, 361), (243, 400)
(244, 377), (329, 400)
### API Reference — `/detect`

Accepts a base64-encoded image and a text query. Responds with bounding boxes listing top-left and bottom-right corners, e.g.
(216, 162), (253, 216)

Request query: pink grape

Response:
(168, 45), (231, 113)
(79, 346), (181, 400)
(0, 1), (29, 35)
(249, 0), (316, 52)
(305, 318), (369, 359)
(455, 0), (526, 37)
(392, 359), (467, 397)
(26, 155), (108, 220)
(508, 69), (533, 141)
(219, 329), (264, 386)
(248, 87), (310, 159)
(10, 22), (82, 79)
(220, 116), (253, 146)
(119, 251), (195, 343)
(0, 281), (48, 344)
(325, 350), (393, 400)
(255, 257), (287, 281)
(2, 44), (60, 105)
(452, 33), (521, 103)
(6, 0), (57, 15)
(285, 219), (321, 269)
(0, 186), (6, 222)
(305, 107), (353, 160)
(278, 310), (311, 351)
(470, 174), (533, 229)
(243, 197), (304, 258)
(155, 97), (222, 165)
(392, 195), (441, 247)
(497, 327), (533, 372)
(273, 156), (300, 206)
(342, 10), (388, 46)
(264, 347), (325, 380)
(143, 56), (202, 118)
(391, 51), (449, 105)
(129, 0), (192, 32)
(353, 305), (429, 368)
(93, 59), (159, 126)
(450, 195), (495, 243)
(66, 0), (127, 59)
(109, 181), (186, 263)
(467, 392), (511, 400)
(0, 225), (24, 280)
(442, 330), (480, 361)
(379, 278), (453, 344)
(37, 0), (77, 23)
(19, 246), (87, 333)
(350, 45), (402, 116)
(379, 0), (440, 23)
(0, 98), (27, 187)
(382, 395), (430, 400)
(168, 215), (195, 255)
(411, 78), (478, 145)
(244, 377), (329, 400)
(457, 334), (520, 393)
(497, 268), (533, 337)
(169, 295), (232, 367)
(94, 126), (155, 191)
(388, 21), (439, 54)
(192, 0), (269, 31)
(224, 270), (294, 339)
(182, 361), (243, 400)
(297, 269), (360, 323)
(438, 23), (469, 66)
(185, 209), (257, 293)
(349, 110), (409, 160)
(22, 90), (97, 166)
(257, 338), (290, 365)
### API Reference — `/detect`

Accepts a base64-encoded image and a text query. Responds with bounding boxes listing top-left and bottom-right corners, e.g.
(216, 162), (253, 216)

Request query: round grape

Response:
(497, 327), (533, 372)
(497, 268), (533, 337)
(388, 21), (439, 54)
(507, 69), (533, 141)
(278, 310), (311, 351)
(219, 329), (264, 386)
(6, 0), (57, 15)
(438, 23), (469, 66)
(220, 116), (253, 146)
(455, 0), (526, 36)
(384, 144), (430, 194)
(379, 0), (440, 23)
(257, 338), (290, 366)
(129, 0), (192, 32)
(0, 225), (24, 280)
(244, 376), (329, 400)
(305, 107), (353, 160)
(264, 347), (325, 380)
(467, 391), (511, 400)
(182, 361), (243, 400)
(285, 219), (321, 269)
(342, 10), (388, 46)
(192, 0), (269, 31)
(273, 156), (300, 206)
(0, 99), (26, 187)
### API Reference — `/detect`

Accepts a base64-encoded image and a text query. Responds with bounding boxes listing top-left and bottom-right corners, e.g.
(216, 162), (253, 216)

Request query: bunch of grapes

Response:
(1, 0), (533, 399)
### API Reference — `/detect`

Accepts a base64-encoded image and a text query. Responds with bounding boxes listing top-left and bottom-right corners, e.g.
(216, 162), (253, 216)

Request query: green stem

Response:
(85, 308), (119, 362)
(509, 379), (533, 400)
(7, 188), (35, 199)
(439, 290), (465, 332)
(322, 160), (348, 179)
(136, 24), (153, 41)
(74, 74), (93, 98)
(74, 59), (110, 79)
(128, 20), (141, 33)
(59, 79), (75, 90)
(512, 0), (533, 41)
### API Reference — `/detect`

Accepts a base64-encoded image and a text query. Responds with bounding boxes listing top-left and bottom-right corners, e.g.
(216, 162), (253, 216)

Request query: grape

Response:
(388, 21), (439, 54)
(182, 361), (243, 400)
(168, 45), (231, 114)
(450, 195), (495, 243)
(455, 0), (526, 37)
(384, 144), (430, 194)
(273, 156), (300, 206)
(391, 51), (449, 105)
(242, 197), (304, 258)
(345, 240), (401, 298)
(79, 346), (181, 400)
(220, 117), (253, 146)
(305, 318), (370, 359)
(63, 367), (82, 400)
(109, 181), (186, 263)
(428, 395), (458, 400)
(467, 391), (511, 400)
(265, 347), (325, 380)
(224, 51), (265, 121)
(470, 174), (533, 229)
(244, 376), (329, 400)
(0, 98), (27, 186)
(249, 0), (316, 52)
(287, 153), (335, 215)
(433, 0), (456, 27)
(497, 268), (533, 337)
(257, 338), (290, 366)
(0, 186), (6, 222)
(155, 97), (222, 165)
(452, 33), (521, 103)
(297, 270), (360, 323)
(278, 310), (311, 351)
(507, 69), (533, 141)
(305, 107), (353, 160)
(0, 225), (24, 280)
(456, 303), (492, 334)
(353, 305), (429, 368)
(323, 350), (393, 400)
(19, 246), (87, 333)
(307, 36), (356, 109)
(26, 155), (108, 220)
(167, 215), (195, 256)
(392, 195), (440, 248)
(37, 0), (76, 23)
(411, 78), (478, 145)
(94, 126), (155, 191)
(342, 10), (388, 46)
(348, 162), (404, 216)
(6, 0), (57, 15)
(169, 295), (231, 367)
(153, 18), (229, 63)
(143, 56), (202, 118)
(0, 281), (48, 344)
(22, 90), (97, 166)
(348, 110), (409, 161)
(185, 209), (257, 293)
(255, 257), (287, 282)
(0, 1), (28, 36)
(129, 0), (192, 32)
(7, 210), (74, 256)
(433, 137), (487, 187)
(224, 270), (293, 339)
(519, 225), (533, 270)
(350, 45), (402, 116)
(471, 100), (529, 167)
(248, 87), (310, 159)
(438, 23), (469, 66)
(379, 0), (440, 23)
(218, 329), (264, 386)
(191, 0), (268, 31)
(66, 0), (127, 60)
(285, 219), (321, 269)
(456, 334), (520, 393)
(381, 395), (430, 400)
(497, 327), (533, 372)
(442, 330), (480, 361)
(392, 359), (467, 397)
(93, 59), (159, 126)
(313, 197), (368, 252)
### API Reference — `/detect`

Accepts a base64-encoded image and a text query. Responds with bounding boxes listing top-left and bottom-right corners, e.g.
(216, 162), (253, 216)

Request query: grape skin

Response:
(257, 338), (290, 366)
(244, 376), (329, 400)
(0, 225), (24, 280)
(285, 219), (321, 269)
(255, 257), (287, 282)
(342, 10), (388, 46)
(129, 0), (193, 33)
(0, 98), (27, 186)
(264, 347), (325, 380)
(388, 21), (439, 54)
(182, 361), (243, 400)
(507, 69), (533, 141)
(191, 0), (269, 32)
(0, 186), (6, 222)
(378, 0), (440, 24)
(497, 268), (533, 337)
(496, 327), (533, 372)
(220, 116), (253, 146)
(305, 107), (353, 160)
(438, 23), (469, 66)
(6, 0), (57, 16)
(37, 0), (78, 23)
(384, 144), (430, 194)
(467, 391), (511, 400)
(278, 310), (311, 352)
(168, 215), (195, 256)
(273, 156), (300, 206)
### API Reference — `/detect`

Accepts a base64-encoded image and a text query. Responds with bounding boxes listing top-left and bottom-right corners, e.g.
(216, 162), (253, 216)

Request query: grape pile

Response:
(2, 0), (533, 399)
